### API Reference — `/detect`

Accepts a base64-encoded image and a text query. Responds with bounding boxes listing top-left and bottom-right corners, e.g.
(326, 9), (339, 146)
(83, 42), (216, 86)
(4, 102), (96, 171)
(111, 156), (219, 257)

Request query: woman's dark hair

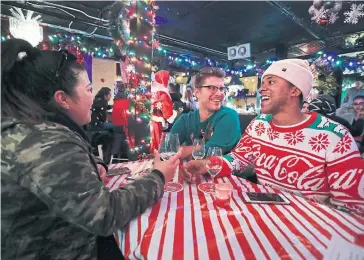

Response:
(169, 83), (180, 93)
(95, 87), (112, 99)
(114, 81), (127, 99)
(354, 95), (364, 102)
(1, 39), (85, 122)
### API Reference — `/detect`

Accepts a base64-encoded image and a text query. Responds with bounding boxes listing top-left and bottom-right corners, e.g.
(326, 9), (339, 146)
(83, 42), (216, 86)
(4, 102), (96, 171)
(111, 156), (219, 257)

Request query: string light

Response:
(4, 13), (361, 87)
(121, 0), (155, 159)
(313, 50), (364, 75)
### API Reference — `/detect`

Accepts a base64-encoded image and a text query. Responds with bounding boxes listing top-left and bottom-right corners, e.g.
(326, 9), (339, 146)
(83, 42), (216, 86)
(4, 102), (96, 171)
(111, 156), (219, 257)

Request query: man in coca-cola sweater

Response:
(185, 59), (364, 215)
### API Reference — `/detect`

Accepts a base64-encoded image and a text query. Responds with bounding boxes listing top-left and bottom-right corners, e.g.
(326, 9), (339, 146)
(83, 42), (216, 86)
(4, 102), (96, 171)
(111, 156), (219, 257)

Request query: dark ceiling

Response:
(157, 1), (364, 48)
(1, 1), (364, 63)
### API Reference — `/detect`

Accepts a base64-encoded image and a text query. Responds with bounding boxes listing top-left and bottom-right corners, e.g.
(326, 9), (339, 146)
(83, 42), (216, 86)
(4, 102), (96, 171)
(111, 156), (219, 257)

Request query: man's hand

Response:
(180, 166), (196, 183)
(182, 160), (208, 183)
(180, 146), (194, 160)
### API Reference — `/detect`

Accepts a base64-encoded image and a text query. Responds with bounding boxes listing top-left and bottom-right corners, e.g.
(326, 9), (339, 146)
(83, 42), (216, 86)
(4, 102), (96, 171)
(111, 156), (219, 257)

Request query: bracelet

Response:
(151, 169), (165, 184)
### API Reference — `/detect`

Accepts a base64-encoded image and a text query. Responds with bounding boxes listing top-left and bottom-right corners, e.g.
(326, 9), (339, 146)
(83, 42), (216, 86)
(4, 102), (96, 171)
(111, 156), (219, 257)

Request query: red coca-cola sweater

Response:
(218, 112), (364, 214)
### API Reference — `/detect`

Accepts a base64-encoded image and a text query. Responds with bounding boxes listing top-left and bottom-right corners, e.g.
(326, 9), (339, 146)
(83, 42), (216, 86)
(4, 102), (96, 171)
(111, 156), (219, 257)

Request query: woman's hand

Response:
(97, 164), (107, 182)
(153, 149), (182, 183)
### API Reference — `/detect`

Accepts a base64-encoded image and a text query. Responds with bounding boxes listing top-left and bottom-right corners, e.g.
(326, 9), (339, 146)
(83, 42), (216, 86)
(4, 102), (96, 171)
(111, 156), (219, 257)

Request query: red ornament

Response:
(129, 73), (141, 88)
(317, 17), (329, 27)
(145, 92), (152, 99)
(152, 40), (160, 49)
(41, 44), (49, 50)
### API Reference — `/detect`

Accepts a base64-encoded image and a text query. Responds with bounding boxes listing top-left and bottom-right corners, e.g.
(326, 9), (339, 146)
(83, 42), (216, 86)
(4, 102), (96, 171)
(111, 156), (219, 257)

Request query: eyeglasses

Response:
(353, 102), (364, 106)
(53, 50), (77, 82)
(198, 85), (228, 93)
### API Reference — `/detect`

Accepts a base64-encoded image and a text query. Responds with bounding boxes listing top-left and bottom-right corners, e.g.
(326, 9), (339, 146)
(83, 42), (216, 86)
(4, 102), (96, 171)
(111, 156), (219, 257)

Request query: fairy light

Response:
(314, 50), (364, 75)
(116, 0), (156, 158)
(9, 10), (361, 95)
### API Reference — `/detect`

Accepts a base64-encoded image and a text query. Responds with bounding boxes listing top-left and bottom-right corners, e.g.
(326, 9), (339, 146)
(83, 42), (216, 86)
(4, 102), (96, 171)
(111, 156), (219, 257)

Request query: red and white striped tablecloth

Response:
(104, 160), (364, 260)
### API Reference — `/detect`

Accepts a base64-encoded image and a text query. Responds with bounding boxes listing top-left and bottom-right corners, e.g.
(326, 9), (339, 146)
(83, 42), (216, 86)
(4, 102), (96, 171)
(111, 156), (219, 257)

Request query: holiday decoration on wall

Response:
(152, 39), (160, 49)
(309, 51), (364, 76)
(308, 0), (342, 26)
(307, 1), (364, 26)
(344, 3), (364, 24)
(343, 32), (364, 49)
(150, 70), (176, 152)
(9, 7), (43, 46)
(227, 85), (245, 98)
(119, 60), (129, 83)
(126, 64), (136, 73)
(106, 1), (132, 55)
(2, 21), (262, 78)
(107, 0), (156, 160)
(311, 63), (339, 97)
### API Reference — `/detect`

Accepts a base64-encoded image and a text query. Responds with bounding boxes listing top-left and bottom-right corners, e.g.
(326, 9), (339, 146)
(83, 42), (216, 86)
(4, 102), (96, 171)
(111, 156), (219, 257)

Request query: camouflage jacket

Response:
(1, 118), (164, 260)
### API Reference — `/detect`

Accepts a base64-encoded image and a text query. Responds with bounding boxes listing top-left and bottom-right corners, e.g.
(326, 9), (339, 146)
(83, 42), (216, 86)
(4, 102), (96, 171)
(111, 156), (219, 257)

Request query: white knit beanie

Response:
(262, 59), (313, 100)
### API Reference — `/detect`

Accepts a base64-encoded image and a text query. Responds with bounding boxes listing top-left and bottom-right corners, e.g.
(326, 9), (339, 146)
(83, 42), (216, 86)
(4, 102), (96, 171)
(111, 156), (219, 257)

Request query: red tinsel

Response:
(129, 72), (141, 88)
(40, 42), (84, 64)
(76, 46), (84, 64)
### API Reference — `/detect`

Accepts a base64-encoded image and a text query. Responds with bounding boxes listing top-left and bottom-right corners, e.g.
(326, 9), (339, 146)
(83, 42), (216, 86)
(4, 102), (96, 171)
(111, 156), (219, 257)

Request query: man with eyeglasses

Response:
(170, 67), (241, 159)
(185, 59), (363, 215)
(337, 79), (364, 116)
(343, 78), (364, 105)
(338, 95), (364, 148)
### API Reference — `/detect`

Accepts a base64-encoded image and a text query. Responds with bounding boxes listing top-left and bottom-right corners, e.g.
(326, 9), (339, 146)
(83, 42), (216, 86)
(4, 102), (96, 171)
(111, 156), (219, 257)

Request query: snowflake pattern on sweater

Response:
(219, 112), (364, 215)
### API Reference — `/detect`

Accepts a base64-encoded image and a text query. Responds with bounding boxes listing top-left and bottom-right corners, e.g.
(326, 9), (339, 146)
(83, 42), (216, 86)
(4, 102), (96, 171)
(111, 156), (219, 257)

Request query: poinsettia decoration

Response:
(129, 72), (141, 88)
(307, 1), (364, 26)
(152, 40), (160, 49)
(126, 64), (136, 74)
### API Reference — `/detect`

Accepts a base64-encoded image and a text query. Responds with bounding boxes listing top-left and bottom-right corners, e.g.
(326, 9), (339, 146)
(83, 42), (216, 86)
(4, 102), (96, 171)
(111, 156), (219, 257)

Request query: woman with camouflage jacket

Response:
(1, 39), (181, 260)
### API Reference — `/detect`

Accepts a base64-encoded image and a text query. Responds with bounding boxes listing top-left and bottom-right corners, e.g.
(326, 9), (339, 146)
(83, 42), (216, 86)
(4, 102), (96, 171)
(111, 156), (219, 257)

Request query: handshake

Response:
(180, 159), (209, 183)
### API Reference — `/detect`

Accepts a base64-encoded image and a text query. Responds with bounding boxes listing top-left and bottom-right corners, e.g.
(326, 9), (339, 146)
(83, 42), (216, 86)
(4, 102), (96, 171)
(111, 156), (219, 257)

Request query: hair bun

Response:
(1, 39), (40, 73)
(26, 45), (40, 59)
(17, 51), (28, 61)
(21, 43), (40, 61)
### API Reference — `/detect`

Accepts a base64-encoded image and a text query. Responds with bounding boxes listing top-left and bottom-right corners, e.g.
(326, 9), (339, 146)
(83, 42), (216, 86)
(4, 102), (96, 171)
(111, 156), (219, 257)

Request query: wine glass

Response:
(159, 133), (183, 192)
(192, 139), (206, 160)
(159, 133), (179, 159)
(205, 147), (223, 193)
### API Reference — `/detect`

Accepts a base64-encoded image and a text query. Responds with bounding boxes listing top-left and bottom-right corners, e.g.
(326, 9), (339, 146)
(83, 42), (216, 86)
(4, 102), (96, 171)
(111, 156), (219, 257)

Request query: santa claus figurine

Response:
(150, 70), (177, 152)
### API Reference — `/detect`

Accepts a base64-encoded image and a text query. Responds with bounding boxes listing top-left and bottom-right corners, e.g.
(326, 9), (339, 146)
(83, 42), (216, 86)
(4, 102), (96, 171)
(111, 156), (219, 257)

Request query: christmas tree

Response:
(108, 0), (156, 160)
